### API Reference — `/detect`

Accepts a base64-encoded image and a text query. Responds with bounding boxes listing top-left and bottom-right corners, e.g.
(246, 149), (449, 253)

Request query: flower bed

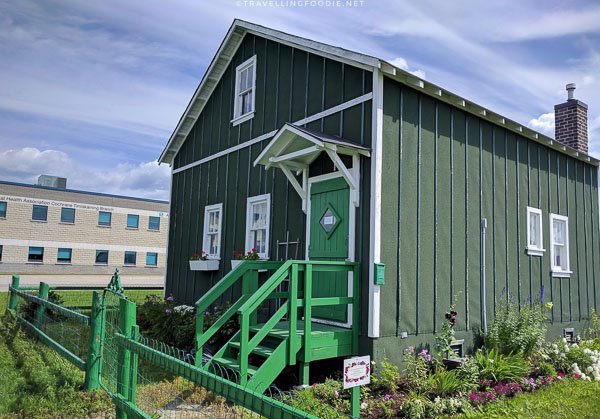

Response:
(284, 298), (600, 418)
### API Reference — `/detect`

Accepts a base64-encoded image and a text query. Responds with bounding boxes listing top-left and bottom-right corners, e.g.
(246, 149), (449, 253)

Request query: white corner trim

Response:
(368, 68), (384, 338)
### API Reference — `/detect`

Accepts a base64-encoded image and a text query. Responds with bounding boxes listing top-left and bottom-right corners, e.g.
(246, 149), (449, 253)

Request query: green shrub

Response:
(426, 369), (466, 397)
(371, 357), (401, 392)
(403, 347), (435, 394)
(486, 295), (550, 357)
(456, 357), (480, 389)
(472, 349), (531, 383)
(583, 309), (600, 340)
(535, 361), (557, 378)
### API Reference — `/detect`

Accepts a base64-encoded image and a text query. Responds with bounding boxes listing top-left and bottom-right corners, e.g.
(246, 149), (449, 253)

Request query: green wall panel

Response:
(380, 76), (600, 342)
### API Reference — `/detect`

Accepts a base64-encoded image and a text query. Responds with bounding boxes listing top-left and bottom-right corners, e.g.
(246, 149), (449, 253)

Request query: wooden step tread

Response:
(249, 320), (352, 337)
(212, 356), (257, 375)
(228, 342), (274, 357)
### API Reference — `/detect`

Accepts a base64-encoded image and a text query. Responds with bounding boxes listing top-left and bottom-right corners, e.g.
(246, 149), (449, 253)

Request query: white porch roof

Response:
(254, 124), (370, 210)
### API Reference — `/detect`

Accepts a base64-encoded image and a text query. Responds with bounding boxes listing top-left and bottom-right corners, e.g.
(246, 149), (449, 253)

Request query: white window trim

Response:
(231, 56), (257, 126)
(245, 194), (271, 259)
(549, 213), (572, 277)
(526, 206), (545, 256)
(203, 203), (223, 259)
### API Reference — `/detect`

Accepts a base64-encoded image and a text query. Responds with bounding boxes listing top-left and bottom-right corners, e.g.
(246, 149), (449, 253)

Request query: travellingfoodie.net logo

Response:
(236, 0), (366, 8)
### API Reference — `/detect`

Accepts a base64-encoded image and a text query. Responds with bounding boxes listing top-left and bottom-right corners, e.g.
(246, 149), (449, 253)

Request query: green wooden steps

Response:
(195, 260), (360, 395)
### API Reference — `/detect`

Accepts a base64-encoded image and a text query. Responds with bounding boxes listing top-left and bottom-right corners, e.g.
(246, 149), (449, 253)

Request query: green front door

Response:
(309, 177), (350, 323)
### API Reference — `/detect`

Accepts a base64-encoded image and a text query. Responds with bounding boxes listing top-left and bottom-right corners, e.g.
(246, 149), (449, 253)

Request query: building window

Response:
(28, 246), (44, 263)
(126, 214), (139, 229)
(550, 214), (571, 276)
(0, 201), (6, 218)
(60, 207), (75, 224)
(232, 56), (256, 125)
(146, 252), (158, 266)
(203, 204), (223, 258)
(95, 250), (109, 265)
(32, 205), (48, 221)
(526, 207), (544, 256)
(98, 211), (112, 227)
(57, 248), (72, 264)
(245, 194), (270, 259)
(124, 251), (137, 266)
(0, 245), (3, 261)
(148, 216), (160, 231)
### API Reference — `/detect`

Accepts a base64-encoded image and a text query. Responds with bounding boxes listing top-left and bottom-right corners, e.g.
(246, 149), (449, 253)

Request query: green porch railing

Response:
(195, 260), (285, 362)
(198, 259), (360, 393)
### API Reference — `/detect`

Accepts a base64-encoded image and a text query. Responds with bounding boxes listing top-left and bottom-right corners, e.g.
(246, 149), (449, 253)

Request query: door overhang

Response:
(254, 123), (370, 211)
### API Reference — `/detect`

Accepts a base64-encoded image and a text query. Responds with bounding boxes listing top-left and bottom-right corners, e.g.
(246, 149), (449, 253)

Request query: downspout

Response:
(481, 218), (488, 333)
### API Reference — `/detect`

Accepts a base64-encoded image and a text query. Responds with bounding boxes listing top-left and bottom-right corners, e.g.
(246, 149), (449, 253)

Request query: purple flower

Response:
(165, 309), (172, 315)
(406, 346), (415, 354)
(384, 394), (391, 400)
(166, 296), (174, 302)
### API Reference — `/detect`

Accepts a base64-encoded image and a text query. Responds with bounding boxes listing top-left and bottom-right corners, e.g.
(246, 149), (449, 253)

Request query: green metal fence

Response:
(5, 271), (318, 418)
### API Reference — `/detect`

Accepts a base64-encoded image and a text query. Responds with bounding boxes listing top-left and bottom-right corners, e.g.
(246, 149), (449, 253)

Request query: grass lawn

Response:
(465, 379), (600, 418)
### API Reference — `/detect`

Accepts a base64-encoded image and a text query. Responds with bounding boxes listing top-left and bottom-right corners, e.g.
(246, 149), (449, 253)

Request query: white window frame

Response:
(549, 213), (571, 277)
(245, 194), (271, 259)
(203, 203), (223, 259)
(231, 56), (257, 126)
(526, 207), (545, 256)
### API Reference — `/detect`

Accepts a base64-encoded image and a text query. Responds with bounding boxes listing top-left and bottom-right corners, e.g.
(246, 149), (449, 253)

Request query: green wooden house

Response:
(159, 20), (600, 388)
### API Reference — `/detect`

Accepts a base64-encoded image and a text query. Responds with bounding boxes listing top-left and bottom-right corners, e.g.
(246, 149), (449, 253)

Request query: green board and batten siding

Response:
(166, 33), (373, 306)
(379, 77), (600, 356)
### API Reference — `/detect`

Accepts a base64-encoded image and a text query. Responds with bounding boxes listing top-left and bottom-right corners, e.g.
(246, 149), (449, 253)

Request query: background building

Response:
(0, 175), (169, 277)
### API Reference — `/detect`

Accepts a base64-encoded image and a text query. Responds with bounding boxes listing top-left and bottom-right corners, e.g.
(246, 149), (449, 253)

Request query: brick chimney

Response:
(554, 83), (588, 153)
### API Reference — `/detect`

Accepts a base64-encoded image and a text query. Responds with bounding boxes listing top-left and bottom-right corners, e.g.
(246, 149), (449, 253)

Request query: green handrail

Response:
(195, 260), (284, 363)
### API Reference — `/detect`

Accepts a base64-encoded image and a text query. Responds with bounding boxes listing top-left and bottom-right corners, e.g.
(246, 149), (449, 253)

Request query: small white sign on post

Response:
(343, 355), (371, 389)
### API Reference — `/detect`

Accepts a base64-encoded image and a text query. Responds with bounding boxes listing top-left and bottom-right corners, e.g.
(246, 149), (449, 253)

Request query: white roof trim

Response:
(160, 20), (599, 167)
(158, 19), (380, 166)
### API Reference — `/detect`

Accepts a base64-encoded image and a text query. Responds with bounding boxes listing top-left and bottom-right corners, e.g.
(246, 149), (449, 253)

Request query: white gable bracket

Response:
(324, 148), (359, 191)
(278, 163), (308, 213)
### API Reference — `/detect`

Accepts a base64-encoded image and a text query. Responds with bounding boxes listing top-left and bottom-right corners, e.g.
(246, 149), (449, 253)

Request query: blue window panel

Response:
(57, 248), (72, 263)
(148, 216), (160, 231)
(60, 208), (75, 223)
(127, 214), (139, 229)
(0, 201), (6, 218)
(98, 211), (112, 226)
(28, 246), (44, 262)
(32, 205), (48, 221)
(124, 251), (137, 265)
(146, 252), (158, 266)
(95, 250), (109, 264)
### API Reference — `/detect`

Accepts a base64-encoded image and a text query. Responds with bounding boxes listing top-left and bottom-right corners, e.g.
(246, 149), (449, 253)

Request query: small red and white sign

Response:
(343, 355), (370, 389)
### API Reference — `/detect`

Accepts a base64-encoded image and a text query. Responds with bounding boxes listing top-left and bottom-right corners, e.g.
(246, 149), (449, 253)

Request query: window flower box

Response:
(189, 259), (219, 271)
(231, 259), (244, 270)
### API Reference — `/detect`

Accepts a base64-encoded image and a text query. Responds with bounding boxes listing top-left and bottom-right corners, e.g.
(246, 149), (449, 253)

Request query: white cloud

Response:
(528, 113), (555, 137)
(0, 148), (170, 200)
(388, 57), (427, 79)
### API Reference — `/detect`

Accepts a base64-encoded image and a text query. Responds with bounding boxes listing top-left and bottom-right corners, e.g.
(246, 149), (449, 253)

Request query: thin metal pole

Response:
(481, 218), (488, 333)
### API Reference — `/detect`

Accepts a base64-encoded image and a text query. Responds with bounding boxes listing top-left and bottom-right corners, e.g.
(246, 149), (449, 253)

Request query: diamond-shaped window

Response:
(319, 205), (341, 236)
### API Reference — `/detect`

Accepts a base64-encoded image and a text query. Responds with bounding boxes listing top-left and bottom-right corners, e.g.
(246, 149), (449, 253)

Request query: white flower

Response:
(360, 402), (367, 409)
(587, 366), (594, 373)
(489, 359), (494, 363)
(562, 338), (568, 343)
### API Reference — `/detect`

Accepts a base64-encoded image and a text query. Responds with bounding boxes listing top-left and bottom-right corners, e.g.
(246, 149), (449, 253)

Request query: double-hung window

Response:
(526, 207), (544, 256)
(232, 56), (256, 125)
(203, 204), (223, 258)
(245, 194), (270, 259)
(28, 247), (44, 263)
(146, 252), (158, 267)
(550, 214), (571, 277)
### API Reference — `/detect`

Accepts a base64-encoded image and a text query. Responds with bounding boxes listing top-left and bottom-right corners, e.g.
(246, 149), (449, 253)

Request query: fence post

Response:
(116, 297), (136, 419)
(7, 274), (20, 312)
(84, 291), (103, 391)
(34, 282), (49, 328)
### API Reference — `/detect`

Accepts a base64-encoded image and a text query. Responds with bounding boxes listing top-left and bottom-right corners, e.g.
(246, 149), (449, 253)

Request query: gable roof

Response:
(159, 19), (598, 167)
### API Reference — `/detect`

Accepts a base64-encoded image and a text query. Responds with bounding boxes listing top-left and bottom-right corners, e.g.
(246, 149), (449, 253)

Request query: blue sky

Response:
(0, 0), (599, 200)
